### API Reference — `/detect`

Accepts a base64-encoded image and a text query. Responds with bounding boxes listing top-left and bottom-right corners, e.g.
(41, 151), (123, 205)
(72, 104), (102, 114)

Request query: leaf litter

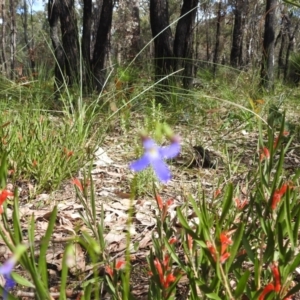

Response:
(1, 106), (300, 299)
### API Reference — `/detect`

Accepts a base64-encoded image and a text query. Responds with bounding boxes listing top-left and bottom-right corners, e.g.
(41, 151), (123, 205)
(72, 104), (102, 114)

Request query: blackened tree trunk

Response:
(173, 0), (199, 88)
(48, 0), (113, 92)
(212, 1), (223, 78)
(284, 14), (299, 81)
(260, 0), (277, 91)
(58, 0), (80, 86)
(230, 0), (245, 67)
(48, 0), (65, 87)
(92, 0), (113, 91)
(150, 0), (173, 83)
(22, 0), (35, 74)
(82, 0), (92, 74)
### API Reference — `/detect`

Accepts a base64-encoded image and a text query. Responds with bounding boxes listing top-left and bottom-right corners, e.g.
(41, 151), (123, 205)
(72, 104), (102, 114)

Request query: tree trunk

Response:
(0, 0), (8, 76)
(58, 0), (80, 86)
(116, 0), (141, 64)
(22, 0), (35, 74)
(82, 0), (92, 79)
(212, 1), (223, 78)
(276, 15), (285, 79)
(48, 0), (65, 87)
(284, 14), (299, 81)
(230, 0), (245, 67)
(92, 0), (113, 91)
(173, 0), (199, 89)
(9, 0), (16, 80)
(150, 0), (173, 83)
(260, 0), (277, 91)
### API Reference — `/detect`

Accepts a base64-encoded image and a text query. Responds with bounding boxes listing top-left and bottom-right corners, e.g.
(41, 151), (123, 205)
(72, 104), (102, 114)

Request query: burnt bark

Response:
(82, 0), (92, 71)
(230, 0), (246, 67)
(173, 0), (199, 88)
(92, 0), (113, 91)
(58, 0), (80, 86)
(48, 0), (65, 87)
(212, 1), (223, 78)
(260, 0), (277, 91)
(21, 0), (35, 74)
(150, 0), (173, 83)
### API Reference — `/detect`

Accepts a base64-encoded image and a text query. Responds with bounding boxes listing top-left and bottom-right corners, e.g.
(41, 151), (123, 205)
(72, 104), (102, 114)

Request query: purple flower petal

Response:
(130, 155), (150, 172)
(142, 138), (157, 150)
(0, 258), (16, 300)
(0, 258), (14, 276)
(159, 141), (180, 159)
(4, 274), (15, 290)
(151, 159), (171, 183)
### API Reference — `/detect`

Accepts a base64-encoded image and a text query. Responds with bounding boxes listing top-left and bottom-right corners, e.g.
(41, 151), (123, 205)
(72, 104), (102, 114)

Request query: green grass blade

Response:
(38, 206), (58, 289)
(219, 183), (233, 226)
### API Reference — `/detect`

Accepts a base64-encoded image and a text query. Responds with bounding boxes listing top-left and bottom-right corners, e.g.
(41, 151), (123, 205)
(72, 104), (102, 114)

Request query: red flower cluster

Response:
(71, 178), (83, 191)
(63, 147), (74, 158)
(155, 193), (173, 221)
(105, 260), (126, 278)
(259, 263), (292, 300)
(235, 198), (249, 210)
(271, 183), (292, 210)
(152, 254), (177, 289)
(260, 147), (270, 161)
(207, 231), (233, 264)
(0, 189), (13, 214)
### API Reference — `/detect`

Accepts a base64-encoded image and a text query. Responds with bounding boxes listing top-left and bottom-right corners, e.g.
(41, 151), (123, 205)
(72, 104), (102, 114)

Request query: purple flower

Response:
(0, 257), (16, 299)
(130, 137), (180, 183)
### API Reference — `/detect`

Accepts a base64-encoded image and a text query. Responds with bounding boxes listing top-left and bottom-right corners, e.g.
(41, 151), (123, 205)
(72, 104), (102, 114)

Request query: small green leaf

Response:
(11, 272), (35, 288)
(228, 223), (244, 268)
(234, 270), (250, 298)
(176, 207), (191, 231)
(219, 183), (233, 226)
(205, 293), (222, 300)
(284, 190), (294, 249)
(242, 236), (254, 263)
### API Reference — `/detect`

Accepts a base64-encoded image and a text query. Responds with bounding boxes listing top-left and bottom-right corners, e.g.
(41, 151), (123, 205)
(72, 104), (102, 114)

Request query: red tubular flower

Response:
(105, 265), (113, 277)
(168, 237), (177, 245)
(187, 234), (193, 250)
(271, 263), (281, 292)
(0, 190), (13, 206)
(206, 241), (217, 261)
(214, 189), (221, 199)
(71, 178), (83, 191)
(153, 258), (163, 274)
(115, 260), (126, 270)
(271, 183), (288, 210)
(220, 232), (233, 246)
(155, 193), (163, 210)
(0, 190), (13, 214)
(235, 198), (249, 210)
(163, 273), (176, 288)
(154, 258), (164, 283)
(259, 283), (275, 300)
(220, 252), (230, 264)
(260, 147), (270, 161)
